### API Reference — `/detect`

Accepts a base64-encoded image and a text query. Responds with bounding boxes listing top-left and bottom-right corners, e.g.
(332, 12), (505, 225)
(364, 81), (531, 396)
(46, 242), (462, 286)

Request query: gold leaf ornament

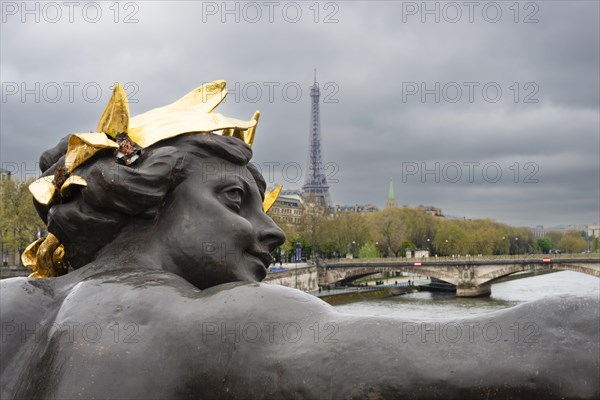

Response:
(128, 81), (257, 148)
(263, 184), (283, 213)
(97, 82), (130, 138)
(21, 233), (66, 278)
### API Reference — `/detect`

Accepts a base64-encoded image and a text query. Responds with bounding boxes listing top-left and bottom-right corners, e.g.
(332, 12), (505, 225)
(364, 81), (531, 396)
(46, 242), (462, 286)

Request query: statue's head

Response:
(25, 82), (285, 289)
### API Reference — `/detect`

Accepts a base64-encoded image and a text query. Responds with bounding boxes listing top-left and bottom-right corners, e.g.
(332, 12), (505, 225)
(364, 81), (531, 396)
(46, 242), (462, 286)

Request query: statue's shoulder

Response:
(0, 276), (57, 321)
(1, 268), (335, 338)
(55, 267), (335, 327)
(0, 269), (339, 399)
(0, 276), (63, 390)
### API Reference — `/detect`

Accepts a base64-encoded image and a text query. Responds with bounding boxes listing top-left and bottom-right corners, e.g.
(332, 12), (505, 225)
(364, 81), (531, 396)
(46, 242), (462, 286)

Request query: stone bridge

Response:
(318, 257), (600, 297)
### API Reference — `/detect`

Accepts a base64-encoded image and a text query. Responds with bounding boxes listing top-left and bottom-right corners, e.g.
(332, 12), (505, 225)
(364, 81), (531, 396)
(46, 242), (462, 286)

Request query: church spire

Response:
(386, 177), (398, 208)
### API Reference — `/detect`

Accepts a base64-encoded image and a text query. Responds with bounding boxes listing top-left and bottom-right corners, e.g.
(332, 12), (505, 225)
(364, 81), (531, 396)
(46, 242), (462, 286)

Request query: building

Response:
(544, 224), (588, 234)
(587, 224), (600, 239)
(406, 249), (430, 258)
(385, 177), (398, 208)
(530, 225), (545, 239)
(417, 205), (443, 217)
(335, 204), (379, 214)
(267, 193), (305, 227)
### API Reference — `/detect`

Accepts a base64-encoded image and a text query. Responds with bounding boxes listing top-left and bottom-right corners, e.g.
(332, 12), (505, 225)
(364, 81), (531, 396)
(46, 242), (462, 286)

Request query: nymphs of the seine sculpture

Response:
(1, 82), (598, 400)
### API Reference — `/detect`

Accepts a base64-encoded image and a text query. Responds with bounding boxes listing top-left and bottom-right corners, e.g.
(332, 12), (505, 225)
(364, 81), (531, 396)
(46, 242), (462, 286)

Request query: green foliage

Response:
(536, 237), (553, 254)
(358, 242), (380, 259)
(270, 206), (591, 259)
(545, 231), (564, 246)
(399, 240), (416, 257)
(433, 220), (468, 256)
(279, 224), (300, 255)
(317, 212), (371, 257)
(369, 207), (404, 256)
(557, 230), (587, 253)
(0, 177), (44, 255)
(591, 237), (599, 253)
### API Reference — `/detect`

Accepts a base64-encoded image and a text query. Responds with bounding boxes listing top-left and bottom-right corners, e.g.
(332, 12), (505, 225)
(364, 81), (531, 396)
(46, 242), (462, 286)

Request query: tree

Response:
(0, 177), (44, 262)
(358, 242), (380, 259)
(591, 237), (599, 253)
(433, 220), (468, 256)
(370, 208), (404, 257)
(396, 208), (438, 248)
(557, 230), (587, 253)
(318, 212), (371, 258)
(470, 220), (508, 255)
(546, 231), (564, 246)
(399, 240), (416, 257)
(275, 224), (301, 263)
(536, 237), (553, 254)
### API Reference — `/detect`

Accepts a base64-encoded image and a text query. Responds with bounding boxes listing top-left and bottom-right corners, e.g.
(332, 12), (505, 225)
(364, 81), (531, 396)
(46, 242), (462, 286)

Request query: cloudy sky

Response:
(1, 1), (598, 227)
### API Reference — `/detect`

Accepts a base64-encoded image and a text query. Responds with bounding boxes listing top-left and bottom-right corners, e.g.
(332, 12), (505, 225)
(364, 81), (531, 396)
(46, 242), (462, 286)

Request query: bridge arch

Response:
(477, 262), (600, 286)
(318, 265), (459, 287)
(551, 263), (600, 278)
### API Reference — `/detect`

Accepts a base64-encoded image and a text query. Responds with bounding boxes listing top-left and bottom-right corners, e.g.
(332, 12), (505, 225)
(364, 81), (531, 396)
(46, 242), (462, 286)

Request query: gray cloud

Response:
(1, 0), (598, 227)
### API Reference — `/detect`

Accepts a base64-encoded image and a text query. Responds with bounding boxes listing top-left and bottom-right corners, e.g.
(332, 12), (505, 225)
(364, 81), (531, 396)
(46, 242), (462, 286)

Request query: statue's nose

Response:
(257, 214), (285, 251)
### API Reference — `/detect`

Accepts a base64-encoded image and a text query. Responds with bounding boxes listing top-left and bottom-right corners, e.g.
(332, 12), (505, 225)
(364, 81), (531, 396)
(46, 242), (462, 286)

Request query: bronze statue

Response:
(1, 83), (598, 399)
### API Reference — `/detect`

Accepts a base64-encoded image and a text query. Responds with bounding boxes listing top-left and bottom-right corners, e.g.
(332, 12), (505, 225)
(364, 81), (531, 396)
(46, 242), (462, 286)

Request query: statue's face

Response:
(157, 155), (285, 289)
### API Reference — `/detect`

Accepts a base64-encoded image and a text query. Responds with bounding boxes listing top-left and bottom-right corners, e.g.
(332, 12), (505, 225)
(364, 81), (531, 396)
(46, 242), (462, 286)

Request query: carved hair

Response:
(34, 133), (265, 270)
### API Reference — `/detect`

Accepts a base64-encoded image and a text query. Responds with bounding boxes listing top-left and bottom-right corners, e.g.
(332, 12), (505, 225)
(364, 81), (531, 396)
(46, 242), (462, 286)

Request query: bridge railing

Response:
(321, 253), (598, 265)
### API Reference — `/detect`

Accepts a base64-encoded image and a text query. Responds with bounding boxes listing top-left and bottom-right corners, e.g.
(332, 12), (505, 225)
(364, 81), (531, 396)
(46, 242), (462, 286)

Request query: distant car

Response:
(582, 250), (591, 254)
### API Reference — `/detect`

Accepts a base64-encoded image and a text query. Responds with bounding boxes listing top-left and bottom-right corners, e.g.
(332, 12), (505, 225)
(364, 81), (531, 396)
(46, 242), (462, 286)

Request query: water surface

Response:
(333, 271), (600, 320)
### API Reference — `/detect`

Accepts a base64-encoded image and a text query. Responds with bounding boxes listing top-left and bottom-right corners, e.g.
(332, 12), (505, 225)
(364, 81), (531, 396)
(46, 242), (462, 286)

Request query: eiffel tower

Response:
(302, 70), (333, 210)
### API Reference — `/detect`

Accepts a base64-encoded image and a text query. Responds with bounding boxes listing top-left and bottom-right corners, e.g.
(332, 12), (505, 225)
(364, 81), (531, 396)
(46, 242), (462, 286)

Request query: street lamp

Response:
(295, 242), (301, 265)
(295, 242), (301, 288)
(307, 204), (318, 261)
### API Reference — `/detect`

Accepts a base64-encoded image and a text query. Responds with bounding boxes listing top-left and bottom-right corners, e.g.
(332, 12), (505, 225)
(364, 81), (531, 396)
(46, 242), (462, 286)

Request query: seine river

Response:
(333, 271), (600, 320)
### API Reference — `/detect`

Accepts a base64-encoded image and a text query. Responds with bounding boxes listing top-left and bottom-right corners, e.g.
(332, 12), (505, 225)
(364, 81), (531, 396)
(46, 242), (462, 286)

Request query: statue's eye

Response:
(223, 187), (244, 211)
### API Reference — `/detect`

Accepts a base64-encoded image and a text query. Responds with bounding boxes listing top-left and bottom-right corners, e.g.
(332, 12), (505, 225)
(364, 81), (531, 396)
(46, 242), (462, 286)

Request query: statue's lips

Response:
(246, 250), (272, 270)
